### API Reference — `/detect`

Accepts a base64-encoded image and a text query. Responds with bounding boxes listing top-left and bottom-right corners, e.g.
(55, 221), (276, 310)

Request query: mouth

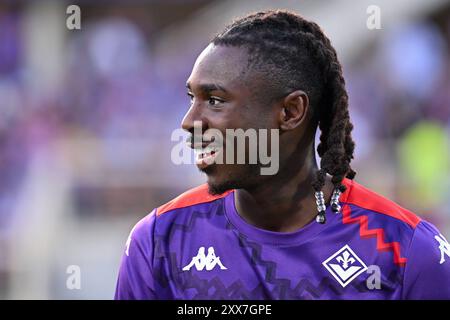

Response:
(186, 136), (222, 170)
(194, 144), (221, 170)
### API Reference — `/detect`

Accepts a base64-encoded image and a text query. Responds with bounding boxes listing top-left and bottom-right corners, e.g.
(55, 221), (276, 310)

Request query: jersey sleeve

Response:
(402, 220), (450, 299)
(114, 209), (157, 300)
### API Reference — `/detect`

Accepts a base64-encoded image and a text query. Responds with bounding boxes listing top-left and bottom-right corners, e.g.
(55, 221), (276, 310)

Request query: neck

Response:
(234, 152), (334, 233)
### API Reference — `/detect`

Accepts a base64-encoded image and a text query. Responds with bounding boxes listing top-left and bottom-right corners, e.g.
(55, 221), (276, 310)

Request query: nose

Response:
(181, 103), (207, 135)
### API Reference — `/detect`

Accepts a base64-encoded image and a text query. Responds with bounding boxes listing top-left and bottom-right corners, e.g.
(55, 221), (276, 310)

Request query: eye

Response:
(208, 97), (224, 106)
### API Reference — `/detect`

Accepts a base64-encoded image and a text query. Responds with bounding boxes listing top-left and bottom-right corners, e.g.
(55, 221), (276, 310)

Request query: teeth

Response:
(194, 146), (220, 161)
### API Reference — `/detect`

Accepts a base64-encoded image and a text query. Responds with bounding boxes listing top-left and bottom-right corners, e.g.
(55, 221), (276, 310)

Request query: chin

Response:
(202, 164), (262, 195)
(207, 181), (236, 196)
(205, 173), (236, 196)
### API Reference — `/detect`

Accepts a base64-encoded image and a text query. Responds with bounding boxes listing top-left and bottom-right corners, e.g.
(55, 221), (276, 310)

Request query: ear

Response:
(278, 90), (309, 131)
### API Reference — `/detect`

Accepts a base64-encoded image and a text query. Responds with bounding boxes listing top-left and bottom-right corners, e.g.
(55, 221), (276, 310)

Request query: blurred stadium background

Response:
(0, 0), (449, 299)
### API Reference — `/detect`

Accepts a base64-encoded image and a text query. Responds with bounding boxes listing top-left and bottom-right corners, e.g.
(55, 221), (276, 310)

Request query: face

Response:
(182, 44), (279, 195)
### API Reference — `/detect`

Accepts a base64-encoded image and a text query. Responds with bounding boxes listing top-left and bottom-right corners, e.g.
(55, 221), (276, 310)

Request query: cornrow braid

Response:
(212, 10), (356, 221)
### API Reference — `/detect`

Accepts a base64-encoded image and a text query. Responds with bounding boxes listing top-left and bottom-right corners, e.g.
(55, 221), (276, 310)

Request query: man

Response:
(115, 10), (450, 299)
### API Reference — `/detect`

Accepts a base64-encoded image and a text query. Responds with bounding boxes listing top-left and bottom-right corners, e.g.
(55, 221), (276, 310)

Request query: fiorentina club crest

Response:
(322, 245), (368, 287)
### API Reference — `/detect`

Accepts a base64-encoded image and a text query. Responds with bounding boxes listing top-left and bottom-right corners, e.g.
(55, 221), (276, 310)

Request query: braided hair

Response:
(212, 10), (356, 196)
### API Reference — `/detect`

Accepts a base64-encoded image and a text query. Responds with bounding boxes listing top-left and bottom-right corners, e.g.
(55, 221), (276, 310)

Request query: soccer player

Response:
(115, 10), (450, 299)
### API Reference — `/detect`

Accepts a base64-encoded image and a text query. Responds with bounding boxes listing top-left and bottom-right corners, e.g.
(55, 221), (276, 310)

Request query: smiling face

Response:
(182, 44), (281, 194)
(180, 10), (357, 210)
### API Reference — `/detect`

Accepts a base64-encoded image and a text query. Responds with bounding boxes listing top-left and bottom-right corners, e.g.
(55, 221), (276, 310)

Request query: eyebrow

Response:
(186, 82), (229, 94)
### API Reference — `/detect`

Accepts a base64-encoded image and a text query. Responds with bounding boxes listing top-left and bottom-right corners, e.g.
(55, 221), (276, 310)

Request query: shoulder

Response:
(124, 210), (157, 258)
(341, 178), (421, 229)
(340, 179), (449, 278)
(156, 183), (232, 217)
(153, 184), (232, 236)
(128, 184), (232, 244)
(402, 219), (450, 299)
(340, 178), (423, 267)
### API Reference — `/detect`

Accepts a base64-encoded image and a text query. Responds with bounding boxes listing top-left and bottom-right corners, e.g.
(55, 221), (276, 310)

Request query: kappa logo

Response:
(322, 245), (368, 287)
(434, 234), (450, 264)
(182, 246), (227, 271)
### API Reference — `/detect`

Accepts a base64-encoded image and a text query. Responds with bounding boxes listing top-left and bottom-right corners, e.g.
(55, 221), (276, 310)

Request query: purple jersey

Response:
(115, 178), (450, 299)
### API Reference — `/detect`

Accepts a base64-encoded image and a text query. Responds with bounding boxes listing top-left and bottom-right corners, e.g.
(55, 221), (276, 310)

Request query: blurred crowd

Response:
(346, 17), (450, 228)
(0, 1), (449, 298)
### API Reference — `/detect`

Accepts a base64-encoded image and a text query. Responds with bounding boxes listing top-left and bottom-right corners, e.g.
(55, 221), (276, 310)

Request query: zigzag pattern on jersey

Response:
(234, 231), (372, 299)
(341, 204), (407, 267)
(156, 250), (377, 299)
(152, 200), (401, 299)
(155, 231), (400, 299)
(232, 230), (400, 298)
